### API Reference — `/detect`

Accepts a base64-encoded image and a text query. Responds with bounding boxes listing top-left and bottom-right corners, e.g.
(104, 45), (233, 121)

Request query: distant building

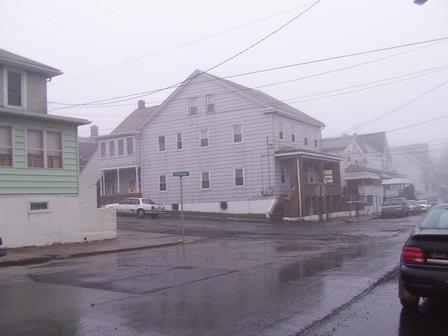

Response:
(0, 48), (116, 247)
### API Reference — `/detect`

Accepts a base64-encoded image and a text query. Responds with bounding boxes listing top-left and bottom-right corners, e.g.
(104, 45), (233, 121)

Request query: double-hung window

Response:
(118, 139), (124, 156)
(280, 166), (286, 184)
(109, 140), (115, 156)
(27, 129), (44, 168)
(200, 129), (209, 147)
(291, 126), (296, 142)
(233, 124), (242, 143)
(189, 97), (198, 115)
(5, 69), (25, 108)
(235, 168), (244, 187)
(100, 141), (107, 158)
(0, 126), (13, 166)
(159, 175), (167, 191)
(46, 131), (63, 169)
(278, 122), (284, 140)
(201, 172), (210, 190)
(177, 132), (183, 150)
(304, 137), (308, 146)
(126, 137), (134, 155)
(158, 136), (166, 151)
(206, 94), (215, 113)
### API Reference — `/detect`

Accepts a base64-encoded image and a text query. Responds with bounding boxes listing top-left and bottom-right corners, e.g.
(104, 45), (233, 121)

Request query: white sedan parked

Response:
(105, 198), (166, 218)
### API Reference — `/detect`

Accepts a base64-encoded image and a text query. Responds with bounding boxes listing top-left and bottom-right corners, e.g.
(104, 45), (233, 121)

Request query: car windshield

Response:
(417, 200), (427, 205)
(141, 199), (155, 204)
(420, 208), (448, 229)
(383, 198), (402, 205)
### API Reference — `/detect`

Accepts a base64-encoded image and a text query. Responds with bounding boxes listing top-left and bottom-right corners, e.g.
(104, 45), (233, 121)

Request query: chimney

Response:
(90, 125), (99, 138)
(138, 100), (146, 109)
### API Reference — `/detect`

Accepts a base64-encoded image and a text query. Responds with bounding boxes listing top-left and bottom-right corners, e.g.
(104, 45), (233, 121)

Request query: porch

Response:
(98, 166), (141, 206)
(273, 150), (344, 220)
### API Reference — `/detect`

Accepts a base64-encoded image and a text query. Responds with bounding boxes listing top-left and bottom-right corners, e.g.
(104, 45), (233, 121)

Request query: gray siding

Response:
(0, 65), (3, 106)
(26, 71), (47, 113)
(141, 75), (276, 205)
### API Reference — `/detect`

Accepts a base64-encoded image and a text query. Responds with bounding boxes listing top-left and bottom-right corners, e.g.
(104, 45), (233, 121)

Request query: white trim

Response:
(0, 123), (15, 168)
(206, 94), (215, 114)
(278, 121), (284, 141)
(3, 67), (27, 110)
(188, 97), (198, 116)
(158, 135), (166, 152)
(200, 128), (209, 148)
(100, 164), (139, 171)
(200, 171), (211, 190)
(275, 151), (343, 162)
(234, 168), (245, 187)
(159, 175), (167, 192)
(232, 124), (243, 144)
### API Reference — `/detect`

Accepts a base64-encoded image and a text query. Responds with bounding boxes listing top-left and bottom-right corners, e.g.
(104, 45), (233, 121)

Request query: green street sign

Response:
(173, 171), (189, 177)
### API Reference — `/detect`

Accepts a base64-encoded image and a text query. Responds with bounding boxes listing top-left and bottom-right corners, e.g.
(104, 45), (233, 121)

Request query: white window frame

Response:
(117, 139), (125, 156)
(278, 122), (284, 141)
(206, 94), (215, 113)
(3, 67), (27, 110)
(159, 175), (167, 192)
(100, 141), (107, 158)
(158, 135), (166, 152)
(0, 124), (14, 167)
(189, 97), (198, 116)
(291, 126), (296, 142)
(108, 140), (115, 157)
(126, 137), (134, 155)
(176, 132), (183, 150)
(234, 168), (245, 187)
(25, 128), (64, 169)
(200, 129), (209, 148)
(201, 171), (211, 190)
(233, 124), (243, 144)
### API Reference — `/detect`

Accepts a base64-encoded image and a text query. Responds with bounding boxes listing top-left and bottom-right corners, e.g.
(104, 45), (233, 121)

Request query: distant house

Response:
(96, 101), (160, 205)
(389, 143), (438, 199)
(135, 70), (344, 219)
(322, 132), (394, 213)
(0, 49), (115, 247)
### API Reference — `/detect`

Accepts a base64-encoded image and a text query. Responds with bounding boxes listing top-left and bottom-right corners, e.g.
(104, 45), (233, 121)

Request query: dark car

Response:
(0, 237), (7, 257)
(381, 197), (410, 218)
(399, 205), (448, 309)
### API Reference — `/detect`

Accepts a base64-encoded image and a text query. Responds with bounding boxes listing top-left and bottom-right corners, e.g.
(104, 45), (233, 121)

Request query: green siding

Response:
(0, 115), (80, 195)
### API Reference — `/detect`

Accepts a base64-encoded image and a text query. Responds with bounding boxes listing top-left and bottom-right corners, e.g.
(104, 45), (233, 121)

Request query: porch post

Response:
(99, 171), (103, 196)
(117, 169), (120, 195)
(297, 157), (303, 218)
(135, 166), (139, 193)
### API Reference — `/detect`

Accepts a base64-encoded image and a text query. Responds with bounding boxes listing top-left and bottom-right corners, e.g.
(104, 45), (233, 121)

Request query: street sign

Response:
(173, 171), (189, 177)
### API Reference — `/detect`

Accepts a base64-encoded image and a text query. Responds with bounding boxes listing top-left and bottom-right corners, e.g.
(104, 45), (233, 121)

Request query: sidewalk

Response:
(0, 230), (201, 267)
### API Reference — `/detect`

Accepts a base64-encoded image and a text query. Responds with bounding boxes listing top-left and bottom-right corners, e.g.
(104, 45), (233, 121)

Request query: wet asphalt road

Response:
(302, 275), (448, 336)
(0, 215), (422, 336)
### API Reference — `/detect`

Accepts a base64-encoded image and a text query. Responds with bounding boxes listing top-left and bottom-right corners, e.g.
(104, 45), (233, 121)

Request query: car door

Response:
(117, 199), (130, 214)
(128, 199), (140, 214)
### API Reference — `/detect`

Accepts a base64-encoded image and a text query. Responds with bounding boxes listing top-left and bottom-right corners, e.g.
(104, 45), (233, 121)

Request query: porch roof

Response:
(274, 149), (343, 162)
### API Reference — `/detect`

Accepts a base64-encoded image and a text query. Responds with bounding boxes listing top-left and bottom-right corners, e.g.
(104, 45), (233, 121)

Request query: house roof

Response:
(321, 132), (388, 153)
(0, 107), (90, 126)
(394, 143), (430, 164)
(275, 148), (343, 162)
(0, 48), (62, 78)
(111, 105), (160, 135)
(204, 71), (325, 128)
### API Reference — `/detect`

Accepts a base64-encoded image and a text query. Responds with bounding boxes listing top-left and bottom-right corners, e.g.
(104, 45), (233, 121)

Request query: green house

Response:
(0, 49), (115, 248)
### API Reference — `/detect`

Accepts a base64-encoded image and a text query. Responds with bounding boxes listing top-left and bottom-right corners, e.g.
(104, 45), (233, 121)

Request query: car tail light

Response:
(402, 246), (425, 264)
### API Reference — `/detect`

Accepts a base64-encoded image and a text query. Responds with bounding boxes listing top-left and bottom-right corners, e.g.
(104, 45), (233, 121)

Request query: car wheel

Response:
(150, 214), (159, 219)
(137, 209), (145, 218)
(399, 281), (419, 310)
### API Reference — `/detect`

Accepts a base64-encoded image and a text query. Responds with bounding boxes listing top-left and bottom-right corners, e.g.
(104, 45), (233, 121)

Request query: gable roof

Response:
(0, 48), (62, 77)
(322, 132), (388, 154)
(111, 105), (160, 135)
(204, 71), (325, 128)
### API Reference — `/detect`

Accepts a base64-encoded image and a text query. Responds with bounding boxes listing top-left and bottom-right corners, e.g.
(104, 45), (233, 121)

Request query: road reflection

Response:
(399, 299), (448, 336)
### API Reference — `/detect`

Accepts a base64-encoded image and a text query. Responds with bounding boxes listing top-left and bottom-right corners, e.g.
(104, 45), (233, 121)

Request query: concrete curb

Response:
(0, 239), (196, 268)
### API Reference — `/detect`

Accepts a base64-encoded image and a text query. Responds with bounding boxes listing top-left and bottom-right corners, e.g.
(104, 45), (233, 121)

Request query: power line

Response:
(335, 77), (448, 135)
(2, 0), (61, 25)
(54, 63), (448, 117)
(55, 2), (316, 85)
(49, 35), (448, 112)
(49, 1), (324, 112)
(385, 112), (448, 134)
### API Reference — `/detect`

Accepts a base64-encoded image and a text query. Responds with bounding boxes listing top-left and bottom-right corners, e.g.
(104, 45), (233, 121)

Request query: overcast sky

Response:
(2, 0), (448, 151)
